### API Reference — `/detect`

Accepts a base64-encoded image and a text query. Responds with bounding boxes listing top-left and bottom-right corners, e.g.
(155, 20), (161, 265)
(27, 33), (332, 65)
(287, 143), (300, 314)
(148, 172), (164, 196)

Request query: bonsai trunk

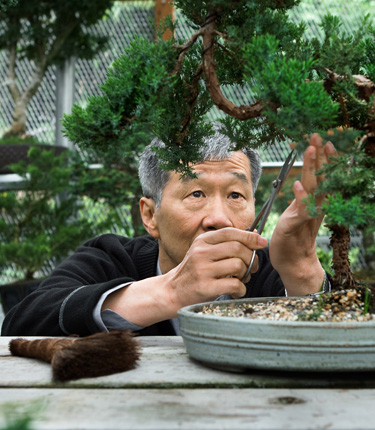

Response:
(364, 135), (375, 158)
(328, 224), (356, 290)
(362, 134), (375, 271)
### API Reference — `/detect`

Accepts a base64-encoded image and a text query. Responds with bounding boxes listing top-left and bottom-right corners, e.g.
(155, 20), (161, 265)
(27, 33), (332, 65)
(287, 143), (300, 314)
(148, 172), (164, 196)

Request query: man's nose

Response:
(202, 197), (233, 230)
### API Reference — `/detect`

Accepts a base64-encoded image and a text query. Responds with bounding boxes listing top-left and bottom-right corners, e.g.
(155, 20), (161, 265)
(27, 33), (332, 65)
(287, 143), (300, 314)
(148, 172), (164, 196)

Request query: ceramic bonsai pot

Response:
(178, 297), (375, 373)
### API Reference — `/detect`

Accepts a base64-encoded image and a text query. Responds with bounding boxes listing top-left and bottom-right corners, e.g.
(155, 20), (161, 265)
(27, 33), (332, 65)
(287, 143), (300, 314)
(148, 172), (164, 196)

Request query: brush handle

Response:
(9, 338), (74, 363)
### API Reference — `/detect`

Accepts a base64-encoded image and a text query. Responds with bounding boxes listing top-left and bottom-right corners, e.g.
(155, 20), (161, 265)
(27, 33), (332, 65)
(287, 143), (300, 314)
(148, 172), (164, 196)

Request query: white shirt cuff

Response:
(93, 282), (144, 332)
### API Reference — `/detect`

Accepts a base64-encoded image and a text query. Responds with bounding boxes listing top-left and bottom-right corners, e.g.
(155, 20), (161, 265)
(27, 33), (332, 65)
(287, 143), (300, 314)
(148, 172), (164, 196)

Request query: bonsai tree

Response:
(63, 0), (375, 291)
(0, 144), (103, 283)
(0, 0), (114, 137)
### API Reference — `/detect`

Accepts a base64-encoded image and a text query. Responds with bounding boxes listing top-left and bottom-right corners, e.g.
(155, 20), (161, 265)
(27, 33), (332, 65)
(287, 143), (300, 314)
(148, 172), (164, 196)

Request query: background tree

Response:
(63, 0), (375, 290)
(0, 0), (114, 137)
(0, 0), (118, 293)
(0, 144), (101, 283)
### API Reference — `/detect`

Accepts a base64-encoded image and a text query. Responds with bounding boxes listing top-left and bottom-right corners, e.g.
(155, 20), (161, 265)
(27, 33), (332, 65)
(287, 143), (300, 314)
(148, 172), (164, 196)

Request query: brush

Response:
(9, 330), (141, 382)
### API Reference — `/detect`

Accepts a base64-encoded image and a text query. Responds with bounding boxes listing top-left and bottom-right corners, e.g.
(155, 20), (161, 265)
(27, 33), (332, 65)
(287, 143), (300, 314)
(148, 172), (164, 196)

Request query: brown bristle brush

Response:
(9, 330), (141, 382)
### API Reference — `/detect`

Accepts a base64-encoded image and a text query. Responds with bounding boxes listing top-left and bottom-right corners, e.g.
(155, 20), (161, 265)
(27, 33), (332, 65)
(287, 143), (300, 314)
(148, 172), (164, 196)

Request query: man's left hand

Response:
(269, 133), (337, 296)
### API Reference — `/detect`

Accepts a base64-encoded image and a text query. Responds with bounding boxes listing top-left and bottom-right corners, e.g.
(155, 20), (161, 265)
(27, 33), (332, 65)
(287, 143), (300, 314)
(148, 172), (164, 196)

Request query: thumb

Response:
(292, 180), (312, 218)
(293, 180), (308, 202)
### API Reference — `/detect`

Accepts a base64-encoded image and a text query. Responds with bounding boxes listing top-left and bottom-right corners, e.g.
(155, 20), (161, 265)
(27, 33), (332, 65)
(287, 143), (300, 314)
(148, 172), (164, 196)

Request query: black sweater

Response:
(1, 234), (285, 337)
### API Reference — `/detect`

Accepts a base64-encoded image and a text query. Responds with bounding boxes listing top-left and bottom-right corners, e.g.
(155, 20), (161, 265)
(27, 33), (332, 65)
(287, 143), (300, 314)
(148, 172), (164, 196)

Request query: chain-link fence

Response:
(0, 0), (372, 284)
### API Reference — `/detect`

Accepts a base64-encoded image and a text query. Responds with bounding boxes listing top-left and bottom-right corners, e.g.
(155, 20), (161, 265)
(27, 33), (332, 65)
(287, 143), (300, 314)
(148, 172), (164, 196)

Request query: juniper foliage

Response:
(63, 0), (375, 288)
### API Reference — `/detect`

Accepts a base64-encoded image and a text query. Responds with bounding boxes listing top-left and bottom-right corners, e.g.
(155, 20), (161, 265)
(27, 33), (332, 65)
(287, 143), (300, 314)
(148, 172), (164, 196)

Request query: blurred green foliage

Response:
(0, 140), (109, 281)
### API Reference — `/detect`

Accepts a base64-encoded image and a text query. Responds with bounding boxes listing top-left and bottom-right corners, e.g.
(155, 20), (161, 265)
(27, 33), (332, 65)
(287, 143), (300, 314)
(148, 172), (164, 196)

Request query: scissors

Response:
(242, 149), (297, 283)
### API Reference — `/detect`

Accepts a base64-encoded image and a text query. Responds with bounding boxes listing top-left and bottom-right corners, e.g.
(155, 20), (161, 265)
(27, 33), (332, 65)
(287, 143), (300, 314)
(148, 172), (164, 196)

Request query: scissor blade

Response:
(246, 199), (268, 232)
(246, 149), (296, 234)
(277, 149), (297, 186)
(255, 197), (274, 235)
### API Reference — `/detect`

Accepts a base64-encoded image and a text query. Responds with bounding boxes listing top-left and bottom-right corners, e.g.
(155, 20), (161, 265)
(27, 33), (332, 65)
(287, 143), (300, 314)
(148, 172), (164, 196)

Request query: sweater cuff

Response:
(58, 278), (136, 335)
(93, 282), (144, 332)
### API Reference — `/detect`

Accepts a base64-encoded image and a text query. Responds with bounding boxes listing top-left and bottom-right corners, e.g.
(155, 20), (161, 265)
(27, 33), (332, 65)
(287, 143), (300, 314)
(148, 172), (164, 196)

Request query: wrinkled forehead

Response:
(178, 151), (252, 184)
(192, 151), (251, 172)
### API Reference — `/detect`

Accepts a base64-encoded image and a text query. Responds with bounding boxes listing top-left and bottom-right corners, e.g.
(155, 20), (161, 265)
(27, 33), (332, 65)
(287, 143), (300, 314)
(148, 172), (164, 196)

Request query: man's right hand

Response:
(167, 227), (268, 309)
(102, 227), (268, 327)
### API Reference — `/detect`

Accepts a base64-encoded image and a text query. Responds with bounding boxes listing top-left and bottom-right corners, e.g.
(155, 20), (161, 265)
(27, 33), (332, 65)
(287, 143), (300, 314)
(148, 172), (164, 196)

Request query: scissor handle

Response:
(242, 250), (257, 282)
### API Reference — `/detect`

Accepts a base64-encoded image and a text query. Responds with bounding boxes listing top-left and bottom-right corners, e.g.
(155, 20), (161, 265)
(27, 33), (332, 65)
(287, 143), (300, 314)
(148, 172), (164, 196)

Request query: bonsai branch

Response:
(214, 40), (235, 58)
(338, 93), (350, 128)
(173, 14), (278, 123)
(324, 68), (375, 102)
(201, 15), (278, 120)
(173, 27), (206, 74)
(178, 63), (204, 145)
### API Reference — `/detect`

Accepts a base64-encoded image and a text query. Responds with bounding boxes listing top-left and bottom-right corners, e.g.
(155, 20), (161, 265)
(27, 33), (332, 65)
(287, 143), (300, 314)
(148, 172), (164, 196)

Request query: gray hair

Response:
(138, 128), (262, 207)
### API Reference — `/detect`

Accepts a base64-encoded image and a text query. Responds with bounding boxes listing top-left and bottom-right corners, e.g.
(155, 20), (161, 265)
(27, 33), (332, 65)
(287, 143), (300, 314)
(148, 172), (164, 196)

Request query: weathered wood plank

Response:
(2, 336), (375, 389)
(0, 388), (374, 430)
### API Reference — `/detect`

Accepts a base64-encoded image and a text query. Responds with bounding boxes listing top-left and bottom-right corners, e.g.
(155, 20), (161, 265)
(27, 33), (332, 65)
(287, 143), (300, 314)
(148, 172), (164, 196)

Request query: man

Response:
(1, 127), (336, 336)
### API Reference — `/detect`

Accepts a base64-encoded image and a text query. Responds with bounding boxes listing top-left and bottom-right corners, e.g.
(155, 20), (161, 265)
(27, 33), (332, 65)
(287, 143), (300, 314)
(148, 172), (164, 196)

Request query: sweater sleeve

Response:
(1, 234), (158, 337)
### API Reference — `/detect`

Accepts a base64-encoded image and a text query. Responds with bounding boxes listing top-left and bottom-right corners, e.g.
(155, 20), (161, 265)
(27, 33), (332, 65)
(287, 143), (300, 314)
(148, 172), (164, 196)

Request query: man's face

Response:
(145, 151), (256, 274)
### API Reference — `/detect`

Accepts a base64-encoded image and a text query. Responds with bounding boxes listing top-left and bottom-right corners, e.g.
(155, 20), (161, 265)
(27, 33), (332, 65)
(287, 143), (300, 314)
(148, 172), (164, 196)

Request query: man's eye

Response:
(229, 192), (242, 199)
(191, 191), (204, 198)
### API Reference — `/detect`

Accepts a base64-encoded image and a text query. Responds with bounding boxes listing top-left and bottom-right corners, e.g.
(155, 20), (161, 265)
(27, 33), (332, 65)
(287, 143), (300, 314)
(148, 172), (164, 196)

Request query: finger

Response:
(205, 242), (255, 271)
(205, 250), (258, 282)
(310, 133), (326, 175)
(215, 277), (247, 299)
(230, 284), (247, 299)
(300, 145), (317, 194)
(324, 140), (338, 159)
(199, 227), (268, 250)
(227, 256), (253, 279)
(293, 180), (309, 214)
(192, 276), (247, 302)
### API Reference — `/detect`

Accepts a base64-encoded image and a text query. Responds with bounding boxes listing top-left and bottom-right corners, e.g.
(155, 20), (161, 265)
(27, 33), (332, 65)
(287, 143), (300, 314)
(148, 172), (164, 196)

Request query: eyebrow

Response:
(181, 171), (250, 184)
(231, 171), (250, 184)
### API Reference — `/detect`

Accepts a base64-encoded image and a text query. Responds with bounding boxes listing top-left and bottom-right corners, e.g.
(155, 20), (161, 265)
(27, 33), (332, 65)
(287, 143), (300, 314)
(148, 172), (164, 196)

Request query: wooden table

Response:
(1, 335), (375, 429)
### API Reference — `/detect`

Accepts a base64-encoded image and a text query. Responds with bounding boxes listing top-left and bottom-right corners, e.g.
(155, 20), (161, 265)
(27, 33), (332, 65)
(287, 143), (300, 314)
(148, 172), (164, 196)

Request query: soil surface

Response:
(199, 289), (375, 322)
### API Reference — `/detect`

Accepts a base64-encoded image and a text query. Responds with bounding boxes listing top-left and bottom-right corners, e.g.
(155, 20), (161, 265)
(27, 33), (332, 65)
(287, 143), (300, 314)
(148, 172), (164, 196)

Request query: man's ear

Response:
(139, 197), (160, 238)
